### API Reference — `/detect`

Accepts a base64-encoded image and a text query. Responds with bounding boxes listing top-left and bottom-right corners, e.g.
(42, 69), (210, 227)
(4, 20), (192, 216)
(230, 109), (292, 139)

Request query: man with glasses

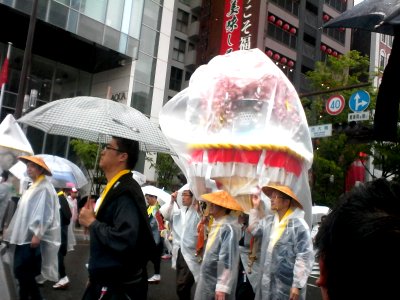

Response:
(248, 184), (314, 300)
(79, 136), (156, 300)
(160, 187), (201, 300)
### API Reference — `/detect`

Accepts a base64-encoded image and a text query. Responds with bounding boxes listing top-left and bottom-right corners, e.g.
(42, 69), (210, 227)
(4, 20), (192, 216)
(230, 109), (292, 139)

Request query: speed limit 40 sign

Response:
(326, 95), (345, 115)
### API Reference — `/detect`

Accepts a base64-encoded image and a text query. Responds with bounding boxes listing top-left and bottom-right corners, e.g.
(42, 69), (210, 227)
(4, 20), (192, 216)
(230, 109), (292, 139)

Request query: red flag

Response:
(0, 57), (9, 86)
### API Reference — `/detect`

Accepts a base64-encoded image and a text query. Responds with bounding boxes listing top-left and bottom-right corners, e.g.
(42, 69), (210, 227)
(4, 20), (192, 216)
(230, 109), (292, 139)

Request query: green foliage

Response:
(147, 153), (182, 191)
(304, 51), (376, 207)
(69, 139), (105, 195)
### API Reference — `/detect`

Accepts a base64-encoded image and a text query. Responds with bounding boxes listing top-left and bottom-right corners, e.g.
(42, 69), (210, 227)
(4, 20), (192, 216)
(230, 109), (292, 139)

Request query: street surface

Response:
(38, 228), (322, 300)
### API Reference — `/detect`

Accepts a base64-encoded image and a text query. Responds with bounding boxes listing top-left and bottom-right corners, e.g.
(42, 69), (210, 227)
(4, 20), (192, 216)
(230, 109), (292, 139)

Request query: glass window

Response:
(129, 0), (145, 39)
(135, 52), (156, 85)
(131, 81), (153, 115)
(76, 70), (92, 96)
(267, 24), (297, 50)
(270, 0), (299, 16)
(119, 33), (128, 54)
(77, 14), (104, 44)
(169, 67), (183, 91)
(80, 0), (107, 22)
(67, 9), (79, 33)
(176, 9), (189, 33)
(142, 0), (162, 30)
(172, 38), (186, 62)
(104, 26), (121, 52)
(53, 63), (79, 99)
(127, 36), (139, 58)
(15, 0), (33, 14)
(379, 53), (385, 69)
(71, 0), (81, 10)
(139, 26), (158, 57)
(49, 1), (69, 28)
(55, 0), (71, 5)
(106, 0), (124, 30)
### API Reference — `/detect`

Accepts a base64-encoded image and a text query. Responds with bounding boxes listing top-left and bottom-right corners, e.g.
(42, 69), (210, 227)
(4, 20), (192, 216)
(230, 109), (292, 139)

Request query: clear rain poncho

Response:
(3, 176), (61, 281)
(249, 207), (314, 300)
(160, 188), (202, 281)
(194, 213), (241, 300)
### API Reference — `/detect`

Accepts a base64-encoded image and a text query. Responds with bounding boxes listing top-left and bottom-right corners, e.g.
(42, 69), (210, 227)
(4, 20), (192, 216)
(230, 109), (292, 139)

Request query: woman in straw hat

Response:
(194, 190), (242, 300)
(248, 184), (314, 300)
(3, 155), (61, 300)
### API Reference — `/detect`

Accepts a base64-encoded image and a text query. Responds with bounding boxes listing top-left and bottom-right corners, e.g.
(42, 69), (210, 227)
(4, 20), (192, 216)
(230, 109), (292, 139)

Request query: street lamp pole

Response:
(14, 0), (38, 119)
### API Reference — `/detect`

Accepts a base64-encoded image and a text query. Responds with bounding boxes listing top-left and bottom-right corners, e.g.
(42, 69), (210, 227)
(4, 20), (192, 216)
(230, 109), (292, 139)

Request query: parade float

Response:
(159, 48), (313, 226)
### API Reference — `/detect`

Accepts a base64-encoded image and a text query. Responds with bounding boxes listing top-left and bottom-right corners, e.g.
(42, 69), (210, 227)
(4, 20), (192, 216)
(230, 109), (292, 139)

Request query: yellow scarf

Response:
(267, 207), (294, 253)
(205, 215), (223, 251)
(95, 169), (130, 215)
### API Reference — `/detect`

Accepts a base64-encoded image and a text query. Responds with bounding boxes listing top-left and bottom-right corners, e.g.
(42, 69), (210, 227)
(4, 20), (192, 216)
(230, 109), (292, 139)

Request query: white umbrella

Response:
(142, 185), (171, 206)
(0, 114), (34, 171)
(10, 154), (88, 189)
(132, 171), (146, 186)
(312, 205), (330, 225)
(17, 96), (174, 154)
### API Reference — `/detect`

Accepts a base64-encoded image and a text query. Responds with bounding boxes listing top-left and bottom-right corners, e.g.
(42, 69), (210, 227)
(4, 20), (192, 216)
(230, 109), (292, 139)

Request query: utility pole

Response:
(14, 0), (38, 119)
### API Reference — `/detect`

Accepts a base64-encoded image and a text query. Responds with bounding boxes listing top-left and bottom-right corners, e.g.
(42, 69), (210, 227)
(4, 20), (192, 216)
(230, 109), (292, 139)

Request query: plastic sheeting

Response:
(160, 49), (313, 226)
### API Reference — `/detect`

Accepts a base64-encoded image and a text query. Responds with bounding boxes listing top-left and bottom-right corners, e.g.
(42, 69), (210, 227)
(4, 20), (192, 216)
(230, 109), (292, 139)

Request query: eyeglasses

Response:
(103, 144), (123, 152)
(270, 194), (289, 201)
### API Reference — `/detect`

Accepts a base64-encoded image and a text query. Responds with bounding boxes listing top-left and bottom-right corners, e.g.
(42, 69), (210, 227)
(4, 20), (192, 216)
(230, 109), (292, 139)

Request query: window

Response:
(323, 27), (345, 44)
(267, 24), (297, 49)
(379, 51), (386, 69)
(176, 9), (189, 33)
(169, 67), (183, 91)
(381, 34), (386, 44)
(172, 38), (186, 62)
(388, 36), (394, 47)
(270, 0), (299, 16)
(324, 0), (347, 13)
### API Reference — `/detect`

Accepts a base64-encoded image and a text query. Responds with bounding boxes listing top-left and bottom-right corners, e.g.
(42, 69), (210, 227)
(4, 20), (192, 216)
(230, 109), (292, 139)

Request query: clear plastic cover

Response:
(160, 49), (313, 225)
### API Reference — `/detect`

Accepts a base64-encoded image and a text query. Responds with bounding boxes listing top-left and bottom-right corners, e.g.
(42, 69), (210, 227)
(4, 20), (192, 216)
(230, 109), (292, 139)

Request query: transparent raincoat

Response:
(160, 188), (202, 281)
(194, 213), (241, 300)
(3, 177), (61, 281)
(249, 207), (314, 300)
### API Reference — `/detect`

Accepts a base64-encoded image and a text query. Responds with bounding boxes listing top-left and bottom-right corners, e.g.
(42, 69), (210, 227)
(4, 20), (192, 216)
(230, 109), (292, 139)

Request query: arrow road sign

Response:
(349, 90), (370, 112)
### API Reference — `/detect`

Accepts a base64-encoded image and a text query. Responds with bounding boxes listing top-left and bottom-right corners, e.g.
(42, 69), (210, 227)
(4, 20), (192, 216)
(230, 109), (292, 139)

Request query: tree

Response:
(146, 153), (183, 191)
(69, 139), (105, 195)
(303, 51), (376, 207)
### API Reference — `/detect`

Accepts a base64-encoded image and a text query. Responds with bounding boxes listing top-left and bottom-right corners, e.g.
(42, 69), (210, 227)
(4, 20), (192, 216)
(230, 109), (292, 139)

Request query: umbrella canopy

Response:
(17, 96), (174, 154)
(9, 154), (88, 189)
(142, 185), (171, 206)
(324, 1), (400, 141)
(0, 114), (34, 171)
(312, 205), (330, 226)
(323, 0), (400, 35)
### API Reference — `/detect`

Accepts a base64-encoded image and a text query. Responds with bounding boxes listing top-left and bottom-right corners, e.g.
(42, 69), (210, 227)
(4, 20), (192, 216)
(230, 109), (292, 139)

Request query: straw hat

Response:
(18, 155), (52, 176)
(201, 190), (243, 211)
(262, 184), (302, 209)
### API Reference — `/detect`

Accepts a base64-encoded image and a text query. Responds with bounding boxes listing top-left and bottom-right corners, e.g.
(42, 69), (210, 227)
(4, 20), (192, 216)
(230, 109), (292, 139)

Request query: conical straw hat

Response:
(18, 155), (52, 176)
(201, 190), (243, 211)
(262, 184), (302, 209)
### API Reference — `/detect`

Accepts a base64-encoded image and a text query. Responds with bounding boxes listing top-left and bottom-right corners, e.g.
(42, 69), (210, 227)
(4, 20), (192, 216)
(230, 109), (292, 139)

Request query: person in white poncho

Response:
(3, 155), (60, 300)
(160, 185), (201, 300)
(248, 184), (314, 300)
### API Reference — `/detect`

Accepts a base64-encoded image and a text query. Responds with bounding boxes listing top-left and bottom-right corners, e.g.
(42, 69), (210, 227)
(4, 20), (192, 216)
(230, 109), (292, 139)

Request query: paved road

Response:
(39, 229), (322, 300)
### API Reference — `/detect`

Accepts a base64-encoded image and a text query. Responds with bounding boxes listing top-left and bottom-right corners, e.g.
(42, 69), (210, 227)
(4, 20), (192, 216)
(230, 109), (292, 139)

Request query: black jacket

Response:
(87, 173), (156, 284)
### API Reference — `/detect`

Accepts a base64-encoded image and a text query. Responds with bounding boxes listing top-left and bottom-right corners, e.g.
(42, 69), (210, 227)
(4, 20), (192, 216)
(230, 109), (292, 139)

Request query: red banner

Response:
(0, 58), (9, 86)
(220, 0), (243, 54)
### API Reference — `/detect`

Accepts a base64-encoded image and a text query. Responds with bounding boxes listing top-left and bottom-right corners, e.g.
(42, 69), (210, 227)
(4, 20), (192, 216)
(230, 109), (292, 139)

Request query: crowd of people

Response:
(0, 137), (399, 300)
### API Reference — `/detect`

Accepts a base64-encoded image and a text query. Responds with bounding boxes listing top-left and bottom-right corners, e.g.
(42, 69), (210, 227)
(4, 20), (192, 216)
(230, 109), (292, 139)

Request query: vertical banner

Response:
(220, 0), (260, 54)
(220, 0), (243, 54)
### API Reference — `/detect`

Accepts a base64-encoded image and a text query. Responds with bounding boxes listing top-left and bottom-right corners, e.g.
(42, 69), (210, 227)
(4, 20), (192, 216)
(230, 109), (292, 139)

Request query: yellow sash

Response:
(268, 207), (294, 252)
(95, 169), (130, 215)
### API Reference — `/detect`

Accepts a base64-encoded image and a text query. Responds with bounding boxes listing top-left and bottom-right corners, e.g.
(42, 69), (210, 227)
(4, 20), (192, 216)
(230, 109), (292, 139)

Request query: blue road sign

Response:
(349, 90), (370, 112)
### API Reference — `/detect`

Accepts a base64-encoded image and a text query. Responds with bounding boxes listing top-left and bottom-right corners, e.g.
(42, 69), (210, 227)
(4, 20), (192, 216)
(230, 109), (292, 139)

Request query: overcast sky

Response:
(354, 0), (364, 4)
